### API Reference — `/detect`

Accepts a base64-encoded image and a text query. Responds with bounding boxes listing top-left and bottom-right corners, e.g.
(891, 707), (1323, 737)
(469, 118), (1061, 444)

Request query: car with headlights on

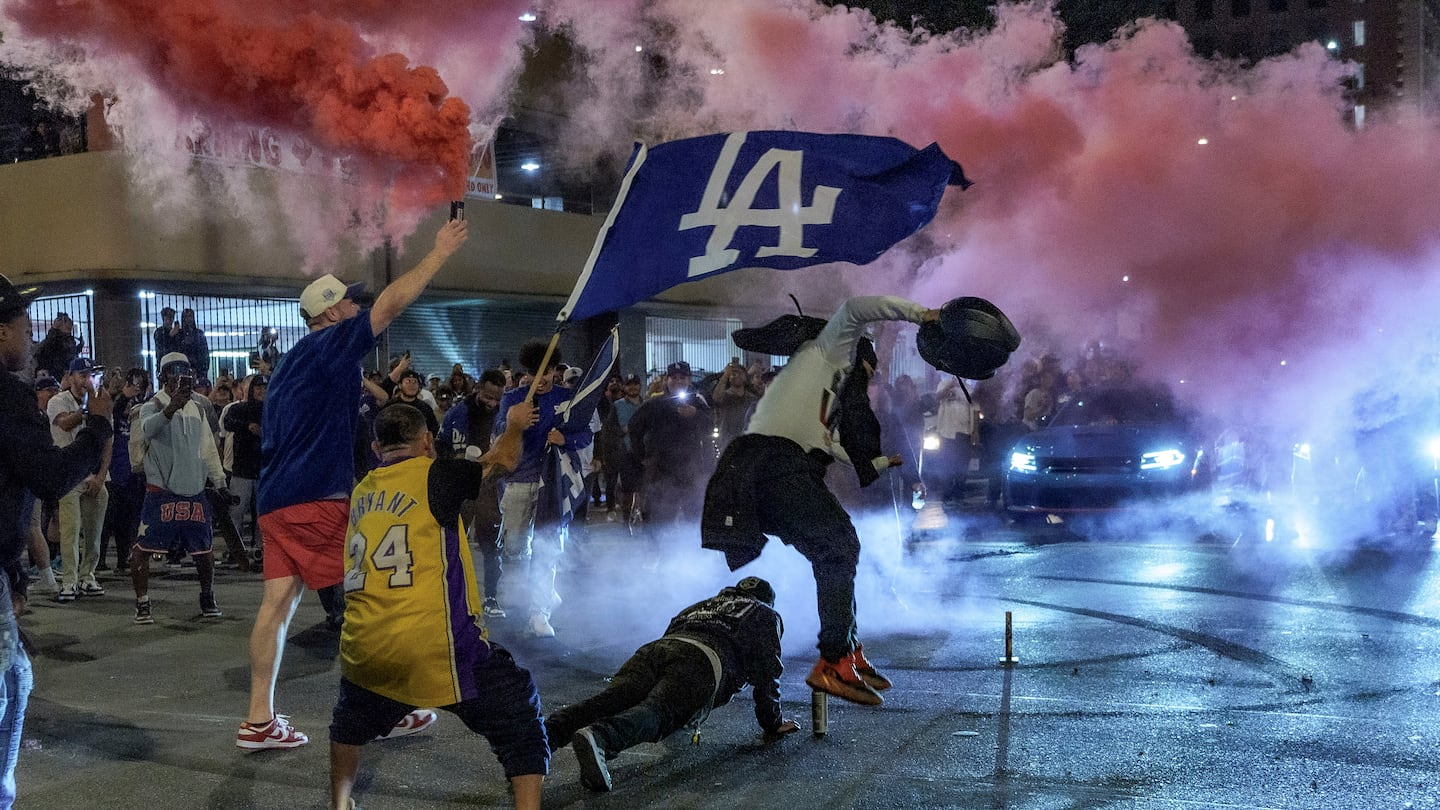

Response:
(1004, 384), (1209, 515)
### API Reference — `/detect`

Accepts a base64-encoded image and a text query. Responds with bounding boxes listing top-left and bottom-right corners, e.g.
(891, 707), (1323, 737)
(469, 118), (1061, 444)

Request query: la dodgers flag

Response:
(559, 130), (970, 322)
(546, 327), (618, 526)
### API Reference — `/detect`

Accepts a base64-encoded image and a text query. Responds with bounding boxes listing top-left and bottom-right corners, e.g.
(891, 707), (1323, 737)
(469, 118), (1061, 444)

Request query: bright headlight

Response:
(1010, 451), (1037, 473)
(1140, 449), (1186, 470)
(922, 433), (941, 451)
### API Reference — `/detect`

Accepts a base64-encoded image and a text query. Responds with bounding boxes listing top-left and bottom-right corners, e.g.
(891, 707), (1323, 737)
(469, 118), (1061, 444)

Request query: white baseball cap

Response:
(300, 274), (368, 320)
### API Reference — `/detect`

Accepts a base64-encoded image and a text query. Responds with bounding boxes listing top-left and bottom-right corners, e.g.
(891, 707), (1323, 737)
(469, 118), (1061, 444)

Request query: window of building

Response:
(1355, 62), (1365, 88)
(1353, 19), (1366, 46)
(1354, 104), (1366, 128)
(1196, 0), (1215, 20)
(138, 291), (305, 381)
(1232, 0), (1251, 16)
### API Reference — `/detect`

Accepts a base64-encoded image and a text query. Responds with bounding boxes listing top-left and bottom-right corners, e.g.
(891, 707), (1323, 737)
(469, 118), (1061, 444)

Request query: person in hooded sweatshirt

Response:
(129, 352), (230, 624)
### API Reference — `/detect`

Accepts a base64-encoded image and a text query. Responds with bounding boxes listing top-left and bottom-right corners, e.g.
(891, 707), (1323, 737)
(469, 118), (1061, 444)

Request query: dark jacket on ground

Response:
(663, 586), (785, 733)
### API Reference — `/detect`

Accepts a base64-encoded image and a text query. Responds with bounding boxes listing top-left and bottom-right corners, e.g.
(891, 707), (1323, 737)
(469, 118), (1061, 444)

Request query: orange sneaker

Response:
(848, 644), (892, 691)
(805, 657), (883, 706)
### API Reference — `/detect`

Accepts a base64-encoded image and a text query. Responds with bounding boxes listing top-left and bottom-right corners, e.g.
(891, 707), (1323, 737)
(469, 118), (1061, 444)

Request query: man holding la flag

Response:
(553, 128), (1019, 707)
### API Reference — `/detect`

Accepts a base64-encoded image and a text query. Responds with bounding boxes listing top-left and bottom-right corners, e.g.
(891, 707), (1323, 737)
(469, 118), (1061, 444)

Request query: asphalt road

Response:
(15, 504), (1440, 809)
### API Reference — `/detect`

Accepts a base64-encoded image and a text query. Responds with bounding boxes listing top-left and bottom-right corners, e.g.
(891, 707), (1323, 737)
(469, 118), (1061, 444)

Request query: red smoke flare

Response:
(4, 0), (473, 211)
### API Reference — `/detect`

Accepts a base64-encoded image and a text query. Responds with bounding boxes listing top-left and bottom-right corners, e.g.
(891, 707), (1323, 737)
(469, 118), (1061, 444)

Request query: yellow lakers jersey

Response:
(340, 455), (490, 706)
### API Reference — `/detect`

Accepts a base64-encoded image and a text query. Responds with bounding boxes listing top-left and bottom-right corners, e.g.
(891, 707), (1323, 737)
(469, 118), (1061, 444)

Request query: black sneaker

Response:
(572, 727), (613, 792)
(134, 599), (153, 625)
(200, 592), (223, 618)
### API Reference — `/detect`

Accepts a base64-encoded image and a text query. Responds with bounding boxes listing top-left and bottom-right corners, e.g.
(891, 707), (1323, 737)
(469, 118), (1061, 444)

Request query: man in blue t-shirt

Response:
(495, 340), (593, 639)
(237, 219), (469, 753)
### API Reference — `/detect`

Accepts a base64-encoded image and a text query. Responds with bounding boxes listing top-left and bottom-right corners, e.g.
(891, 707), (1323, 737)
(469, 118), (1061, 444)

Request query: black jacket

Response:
(224, 398), (264, 479)
(664, 587), (785, 734)
(33, 329), (80, 381)
(628, 392), (715, 482)
(0, 369), (111, 625)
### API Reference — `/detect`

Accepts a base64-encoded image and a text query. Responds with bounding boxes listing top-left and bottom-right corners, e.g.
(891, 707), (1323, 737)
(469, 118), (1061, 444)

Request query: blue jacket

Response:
(495, 385), (593, 483)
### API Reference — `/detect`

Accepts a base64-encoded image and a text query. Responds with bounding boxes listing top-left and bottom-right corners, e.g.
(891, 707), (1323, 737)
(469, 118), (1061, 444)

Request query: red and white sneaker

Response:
(236, 715), (309, 751)
(376, 709), (438, 741)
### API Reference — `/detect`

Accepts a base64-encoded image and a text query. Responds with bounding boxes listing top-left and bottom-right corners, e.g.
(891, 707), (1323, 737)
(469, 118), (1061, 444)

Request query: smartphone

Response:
(403, 350), (411, 360)
(449, 200), (465, 221)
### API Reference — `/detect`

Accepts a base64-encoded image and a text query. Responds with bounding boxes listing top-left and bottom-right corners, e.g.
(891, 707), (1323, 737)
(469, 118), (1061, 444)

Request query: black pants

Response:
(544, 639), (714, 755)
(644, 472), (704, 533)
(464, 495), (504, 599)
(728, 436), (860, 663)
(101, 475), (145, 568)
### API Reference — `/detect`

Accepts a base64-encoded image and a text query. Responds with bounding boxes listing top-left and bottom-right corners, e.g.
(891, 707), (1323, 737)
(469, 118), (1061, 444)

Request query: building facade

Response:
(2, 150), (818, 386)
(1172, 0), (1440, 121)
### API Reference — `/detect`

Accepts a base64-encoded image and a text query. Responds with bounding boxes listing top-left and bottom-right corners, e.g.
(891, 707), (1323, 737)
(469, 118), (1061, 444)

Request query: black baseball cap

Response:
(0, 274), (40, 321)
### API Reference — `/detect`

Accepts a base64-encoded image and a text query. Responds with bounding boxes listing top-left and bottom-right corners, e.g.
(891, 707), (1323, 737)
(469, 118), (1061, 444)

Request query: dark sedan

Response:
(1004, 385), (1208, 514)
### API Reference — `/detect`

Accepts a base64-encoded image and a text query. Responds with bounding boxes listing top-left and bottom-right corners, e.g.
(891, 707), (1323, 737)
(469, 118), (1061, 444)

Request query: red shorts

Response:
(258, 500), (348, 588)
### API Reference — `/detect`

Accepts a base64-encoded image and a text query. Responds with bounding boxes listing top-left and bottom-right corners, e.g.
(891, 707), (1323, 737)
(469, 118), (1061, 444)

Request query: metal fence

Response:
(138, 290), (305, 380)
(642, 315), (751, 379)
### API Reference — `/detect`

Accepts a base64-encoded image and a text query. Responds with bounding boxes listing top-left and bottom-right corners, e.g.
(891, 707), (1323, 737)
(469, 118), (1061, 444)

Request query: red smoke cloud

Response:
(3, 0), (483, 212)
(548, 0), (1440, 410)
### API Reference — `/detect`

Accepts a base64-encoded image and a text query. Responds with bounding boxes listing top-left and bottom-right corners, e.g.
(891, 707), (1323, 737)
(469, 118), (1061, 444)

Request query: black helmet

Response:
(916, 296), (1021, 380)
(734, 576), (776, 606)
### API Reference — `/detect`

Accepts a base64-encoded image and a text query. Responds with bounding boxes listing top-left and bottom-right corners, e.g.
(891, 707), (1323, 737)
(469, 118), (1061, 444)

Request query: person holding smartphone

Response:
(47, 356), (112, 603)
(625, 361), (715, 550)
(130, 353), (231, 624)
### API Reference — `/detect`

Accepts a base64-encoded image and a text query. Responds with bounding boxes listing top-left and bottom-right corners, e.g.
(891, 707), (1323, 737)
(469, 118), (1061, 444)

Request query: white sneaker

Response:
(32, 569), (58, 594)
(528, 613), (556, 638)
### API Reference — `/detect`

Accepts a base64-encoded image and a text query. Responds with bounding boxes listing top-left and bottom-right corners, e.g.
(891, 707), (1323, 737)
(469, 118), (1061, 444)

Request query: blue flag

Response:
(559, 130), (970, 322)
(545, 327), (619, 526)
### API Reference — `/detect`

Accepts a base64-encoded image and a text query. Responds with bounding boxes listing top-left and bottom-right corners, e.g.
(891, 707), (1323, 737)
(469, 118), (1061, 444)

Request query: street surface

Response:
(16, 502), (1440, 809)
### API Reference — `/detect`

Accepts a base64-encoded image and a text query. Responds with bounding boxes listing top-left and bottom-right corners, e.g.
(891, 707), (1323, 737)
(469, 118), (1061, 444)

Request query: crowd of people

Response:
(0, 222), (1037, 808)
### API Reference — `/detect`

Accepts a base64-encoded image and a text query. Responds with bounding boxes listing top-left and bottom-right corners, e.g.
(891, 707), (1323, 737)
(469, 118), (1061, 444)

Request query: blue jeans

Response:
(0, 646), (33, 809)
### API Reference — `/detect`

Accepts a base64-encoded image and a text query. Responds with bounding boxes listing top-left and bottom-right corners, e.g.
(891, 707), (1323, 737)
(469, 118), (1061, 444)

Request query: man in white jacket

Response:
(703, 296), (938, 707)
(130, 352), (230, 624)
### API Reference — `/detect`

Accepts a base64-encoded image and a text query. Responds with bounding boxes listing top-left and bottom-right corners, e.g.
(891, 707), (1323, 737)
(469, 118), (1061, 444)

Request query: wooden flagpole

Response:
(524, 326), (566, 404)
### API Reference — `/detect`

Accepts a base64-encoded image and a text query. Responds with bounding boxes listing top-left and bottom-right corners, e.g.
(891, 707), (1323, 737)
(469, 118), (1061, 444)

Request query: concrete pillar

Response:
(94, 282), (143, 372)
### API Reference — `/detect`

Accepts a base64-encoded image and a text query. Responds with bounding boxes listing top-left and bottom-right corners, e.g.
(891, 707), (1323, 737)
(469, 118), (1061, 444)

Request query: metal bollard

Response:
(811, 690), (828, 737)
(999, 610), (1020, 666)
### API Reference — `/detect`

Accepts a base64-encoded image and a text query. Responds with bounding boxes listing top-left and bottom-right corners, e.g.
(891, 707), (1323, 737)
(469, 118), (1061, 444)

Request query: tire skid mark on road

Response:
(1002, 597), (1311, 691)
(1032, 575), (1440, 627)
